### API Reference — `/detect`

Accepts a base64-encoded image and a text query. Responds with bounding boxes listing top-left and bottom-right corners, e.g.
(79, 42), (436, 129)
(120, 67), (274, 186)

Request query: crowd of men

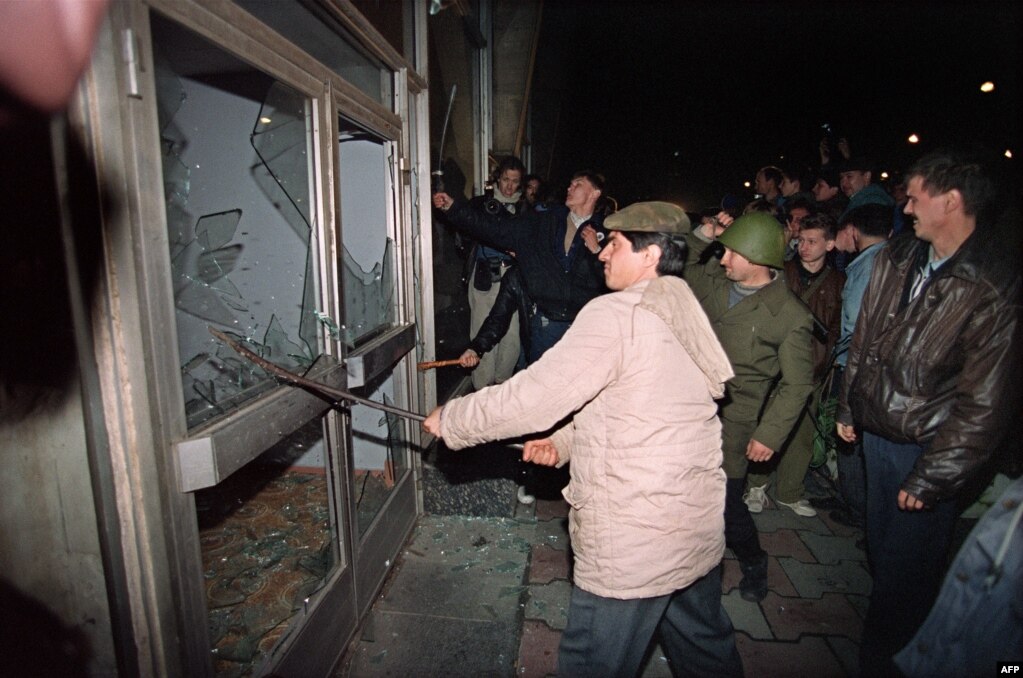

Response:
(429, 145), (1020, 677)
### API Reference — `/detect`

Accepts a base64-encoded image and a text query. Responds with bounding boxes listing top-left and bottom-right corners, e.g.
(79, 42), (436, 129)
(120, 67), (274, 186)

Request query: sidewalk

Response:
(339, 489), (872, 677)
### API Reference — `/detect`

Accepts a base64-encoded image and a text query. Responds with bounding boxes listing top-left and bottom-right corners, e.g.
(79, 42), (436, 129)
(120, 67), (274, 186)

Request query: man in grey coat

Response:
(424, 202), (743, 677)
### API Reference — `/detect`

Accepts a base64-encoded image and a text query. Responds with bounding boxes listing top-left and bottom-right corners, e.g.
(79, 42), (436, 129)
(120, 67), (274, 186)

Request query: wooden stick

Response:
(417, 358), (463, 371)
(209, 327), (427, 422)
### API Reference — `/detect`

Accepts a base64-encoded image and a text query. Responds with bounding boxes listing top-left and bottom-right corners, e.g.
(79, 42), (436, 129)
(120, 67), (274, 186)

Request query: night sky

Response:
(532, 1), (1021, 211)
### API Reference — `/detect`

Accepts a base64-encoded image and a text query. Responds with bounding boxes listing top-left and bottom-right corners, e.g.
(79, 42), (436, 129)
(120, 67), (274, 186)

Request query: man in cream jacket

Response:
(424, 202), (743, 677)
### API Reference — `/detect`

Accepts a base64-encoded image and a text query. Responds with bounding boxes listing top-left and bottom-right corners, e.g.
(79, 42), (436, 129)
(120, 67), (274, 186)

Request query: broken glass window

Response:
(153, 15), (321, 430)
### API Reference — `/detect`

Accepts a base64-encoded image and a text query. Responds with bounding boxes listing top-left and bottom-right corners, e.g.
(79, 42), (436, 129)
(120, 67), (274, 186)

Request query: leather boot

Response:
(739, 553), (768, 602)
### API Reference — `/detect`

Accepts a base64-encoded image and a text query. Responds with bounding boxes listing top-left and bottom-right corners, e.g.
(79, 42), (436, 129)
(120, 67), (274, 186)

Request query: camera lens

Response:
(483, 198), (501, 215)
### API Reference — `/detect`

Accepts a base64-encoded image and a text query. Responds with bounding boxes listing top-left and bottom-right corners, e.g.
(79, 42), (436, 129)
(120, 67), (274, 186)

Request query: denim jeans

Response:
(836, 438), (867, 522)
(527, 311), (571, 364)
(558, 569), (743, 678)
(861, 432), (958, 677)
(895, 477), (1023, 677)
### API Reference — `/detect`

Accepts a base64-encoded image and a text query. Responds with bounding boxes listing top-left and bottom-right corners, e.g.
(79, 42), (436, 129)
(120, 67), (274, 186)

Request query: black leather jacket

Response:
(838, 229), (1021, 504)
(468, 265), (531, 358)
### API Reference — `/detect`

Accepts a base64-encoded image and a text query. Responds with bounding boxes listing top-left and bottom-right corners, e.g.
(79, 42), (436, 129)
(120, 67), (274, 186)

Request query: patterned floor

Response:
(196, 466), (334, 678)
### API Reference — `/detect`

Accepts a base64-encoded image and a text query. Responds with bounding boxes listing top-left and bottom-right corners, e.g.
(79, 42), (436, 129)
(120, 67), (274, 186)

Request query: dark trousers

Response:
(836, 438), (867, 522)
(833, 369), (866, 521)
(724, 477), (765, 562)
(860, 432), (958, 677)
(558, 569), (743, 678)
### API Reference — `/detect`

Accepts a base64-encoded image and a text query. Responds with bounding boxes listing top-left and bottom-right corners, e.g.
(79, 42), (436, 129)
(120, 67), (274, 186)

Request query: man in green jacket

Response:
(684, 212), (815, 602)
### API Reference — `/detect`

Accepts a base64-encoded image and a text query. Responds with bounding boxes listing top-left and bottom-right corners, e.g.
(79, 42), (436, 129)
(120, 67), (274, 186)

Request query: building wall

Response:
(0, 383), (116, 675)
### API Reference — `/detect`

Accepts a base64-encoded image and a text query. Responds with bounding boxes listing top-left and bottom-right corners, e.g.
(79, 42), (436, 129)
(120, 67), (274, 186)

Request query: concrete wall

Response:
(0, 383), (115, 675)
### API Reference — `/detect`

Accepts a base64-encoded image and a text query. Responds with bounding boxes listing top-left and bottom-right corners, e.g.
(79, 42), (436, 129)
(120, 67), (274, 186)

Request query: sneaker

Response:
(516, 485), (535, 505)
(777, 499), (817, 517)
(743, 484), (769, 513)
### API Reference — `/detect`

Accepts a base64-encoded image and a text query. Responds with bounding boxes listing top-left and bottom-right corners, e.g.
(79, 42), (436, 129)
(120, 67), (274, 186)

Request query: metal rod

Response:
(209, 327), (427, 422)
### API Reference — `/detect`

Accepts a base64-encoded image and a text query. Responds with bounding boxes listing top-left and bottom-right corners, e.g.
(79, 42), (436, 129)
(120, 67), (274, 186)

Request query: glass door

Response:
(335, 118), (419, 609)
(149, 11), (353, 677)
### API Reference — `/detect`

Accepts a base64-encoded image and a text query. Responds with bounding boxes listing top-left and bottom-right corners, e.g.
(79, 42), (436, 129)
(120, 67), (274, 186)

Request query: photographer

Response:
(463, 156), (528, 390)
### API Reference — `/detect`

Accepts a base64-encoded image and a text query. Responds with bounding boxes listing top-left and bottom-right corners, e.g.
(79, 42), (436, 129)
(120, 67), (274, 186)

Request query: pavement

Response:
(338, 482), (876, 678)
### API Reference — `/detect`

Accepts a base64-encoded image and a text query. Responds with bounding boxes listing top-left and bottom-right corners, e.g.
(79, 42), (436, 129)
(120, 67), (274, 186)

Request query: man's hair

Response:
(784, 196), (815, 216)
(906, 149), (993, 217)
(780, 162), (809, 187)
(572, 169), (607, 213)
(758, 165), (783, 187)
(620, 231), (686, 277)
(799, 211), (838, 240)
(494, 155), (525, 179)
(841, 203), (892, 238)
(572, 169), (605, 194)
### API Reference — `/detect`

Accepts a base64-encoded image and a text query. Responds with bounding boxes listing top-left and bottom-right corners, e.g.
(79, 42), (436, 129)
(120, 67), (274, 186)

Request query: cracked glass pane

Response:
(337, 120), (409, 535)
(351, 372), (407, 538)
(341, 240), (395, 348)
(338, 127), (396, 347)
(152, 14), (320, 430)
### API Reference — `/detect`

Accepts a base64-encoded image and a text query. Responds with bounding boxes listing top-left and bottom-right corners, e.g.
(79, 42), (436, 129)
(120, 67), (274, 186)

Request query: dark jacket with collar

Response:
(837, 229), (1021, 504)
(684, 231), (815, 474)
(442, 200), (607, 322)
(468, 265), (531, 358)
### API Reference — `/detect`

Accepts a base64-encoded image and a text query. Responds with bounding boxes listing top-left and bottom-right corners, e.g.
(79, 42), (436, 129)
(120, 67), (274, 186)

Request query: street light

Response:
(980, 81), (995, 93)
(908, 134), (920, 144)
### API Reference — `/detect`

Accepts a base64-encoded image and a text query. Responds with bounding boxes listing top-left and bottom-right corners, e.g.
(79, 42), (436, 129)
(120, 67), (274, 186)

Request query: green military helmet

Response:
(716, 212), (786, 269)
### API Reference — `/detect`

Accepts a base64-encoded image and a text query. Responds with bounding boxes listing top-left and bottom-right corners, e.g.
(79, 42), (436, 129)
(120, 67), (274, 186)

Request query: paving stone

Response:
(736, 632), (846, 678)
(753, 506), (832, 536)
(535, 498), (569, 521)
(381, 516), (531, 618)
(760, 591), (863, 642)
(517, 619), (560, 678)
(346, 610), (518, 676)
(529, 543), (572, 584)
(828, 635), (862, 677)
(760, 528), (817, 563)
(817, 508), (866, 538)
(777, 557), (872, 599)
(525, 580), (571, 630)
(721, 589), (772, 640)
(514, 498), (537, 521)
(847, 593), (870, 620)
(721, 555), (799, 599)
(530, 516), (571, 551)
(800, 531), (868, 564)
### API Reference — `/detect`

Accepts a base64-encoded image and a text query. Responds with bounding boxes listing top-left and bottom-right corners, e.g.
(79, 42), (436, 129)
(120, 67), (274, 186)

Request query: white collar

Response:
(570, 212), (592, 228)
